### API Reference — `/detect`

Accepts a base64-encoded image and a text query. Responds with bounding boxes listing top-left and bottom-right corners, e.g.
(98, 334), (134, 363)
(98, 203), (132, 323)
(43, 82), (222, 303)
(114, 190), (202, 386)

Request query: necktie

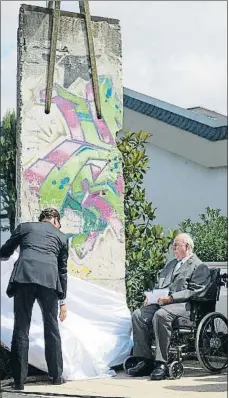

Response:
(174, 260), (183, 273)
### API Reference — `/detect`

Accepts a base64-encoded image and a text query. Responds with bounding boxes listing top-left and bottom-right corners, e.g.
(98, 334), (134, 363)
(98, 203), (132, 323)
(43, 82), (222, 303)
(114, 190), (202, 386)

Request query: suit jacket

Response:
(155, 254), (211, 315)
(0, 221), (69, 300)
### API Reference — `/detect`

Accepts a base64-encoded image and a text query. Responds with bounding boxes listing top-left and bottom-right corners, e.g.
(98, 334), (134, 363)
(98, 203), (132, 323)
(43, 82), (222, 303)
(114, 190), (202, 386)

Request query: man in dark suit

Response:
(0, 208), (69, 390)
(128, 233), (210, 381)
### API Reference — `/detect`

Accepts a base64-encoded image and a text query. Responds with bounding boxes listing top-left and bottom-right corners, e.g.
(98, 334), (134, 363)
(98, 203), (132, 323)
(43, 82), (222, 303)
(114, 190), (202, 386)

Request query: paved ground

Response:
(1, 362), (227, 398)
(2, 395), (42, 398)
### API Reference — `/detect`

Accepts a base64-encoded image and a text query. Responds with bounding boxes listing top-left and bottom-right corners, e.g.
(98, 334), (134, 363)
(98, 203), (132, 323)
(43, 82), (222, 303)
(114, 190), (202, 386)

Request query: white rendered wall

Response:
(144, 143), (227, 229)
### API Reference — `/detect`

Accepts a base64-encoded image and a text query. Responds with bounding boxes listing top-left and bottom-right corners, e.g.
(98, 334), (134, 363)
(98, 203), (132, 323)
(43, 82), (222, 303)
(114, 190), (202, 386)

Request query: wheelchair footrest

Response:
(151, 345), (186, 352)
(169, 345), (186, 353)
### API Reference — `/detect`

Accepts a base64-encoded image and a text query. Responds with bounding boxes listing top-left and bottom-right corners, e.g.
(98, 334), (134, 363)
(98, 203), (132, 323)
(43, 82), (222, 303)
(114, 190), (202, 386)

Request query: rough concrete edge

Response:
(1, 377), (123, 398)
(15, 5), (24, 227)
(1, 391), (123, 398)
(1, 389), (124, 398)
(20, 4), (120, 25)
(111, 9), (125, 291)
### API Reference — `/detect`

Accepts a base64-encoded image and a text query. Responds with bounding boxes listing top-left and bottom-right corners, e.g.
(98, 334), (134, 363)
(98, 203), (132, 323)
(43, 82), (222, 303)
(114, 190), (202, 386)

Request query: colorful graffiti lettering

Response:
(23, 76), (124, 259)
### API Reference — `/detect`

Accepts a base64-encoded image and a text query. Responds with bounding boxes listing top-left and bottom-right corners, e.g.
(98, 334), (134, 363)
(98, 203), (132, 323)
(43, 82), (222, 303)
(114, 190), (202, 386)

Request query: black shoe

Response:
(150, 362), (167, 380)
(14, 383), (24, 390)
(52, 377), (66, 385)
(127, 360), (153, 377)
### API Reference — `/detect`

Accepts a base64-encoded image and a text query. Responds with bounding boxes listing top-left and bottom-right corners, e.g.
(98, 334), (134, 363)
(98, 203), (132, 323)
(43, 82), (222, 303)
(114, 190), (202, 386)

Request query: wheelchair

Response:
(123, 268), (228, 379)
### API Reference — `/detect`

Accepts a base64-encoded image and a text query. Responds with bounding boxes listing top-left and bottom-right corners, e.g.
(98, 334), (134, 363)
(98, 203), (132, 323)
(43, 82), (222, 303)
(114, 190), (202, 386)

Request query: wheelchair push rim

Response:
(196, 312), (228, 373)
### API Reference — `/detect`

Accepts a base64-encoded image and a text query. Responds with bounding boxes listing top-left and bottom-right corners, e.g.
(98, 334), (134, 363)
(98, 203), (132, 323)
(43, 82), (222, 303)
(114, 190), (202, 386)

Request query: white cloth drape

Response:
(1, 252), (133, 380)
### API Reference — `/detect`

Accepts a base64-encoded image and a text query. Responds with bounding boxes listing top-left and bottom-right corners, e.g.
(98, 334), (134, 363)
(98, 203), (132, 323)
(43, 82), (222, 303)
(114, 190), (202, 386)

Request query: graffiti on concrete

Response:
(23, 77), (124, 261)
(18, 9), (124, 288)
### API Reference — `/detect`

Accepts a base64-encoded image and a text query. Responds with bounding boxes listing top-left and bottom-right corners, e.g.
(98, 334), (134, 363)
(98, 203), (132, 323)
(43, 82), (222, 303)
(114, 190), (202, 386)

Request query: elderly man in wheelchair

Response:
(124, 233), (228, 380)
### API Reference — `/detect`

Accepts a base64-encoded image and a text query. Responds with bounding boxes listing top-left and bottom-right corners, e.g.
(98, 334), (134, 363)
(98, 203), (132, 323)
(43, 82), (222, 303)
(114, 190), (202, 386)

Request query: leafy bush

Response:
(179, 207), (227, 262)
(117, 131), (177, 311)
(0, 109), (17, 233)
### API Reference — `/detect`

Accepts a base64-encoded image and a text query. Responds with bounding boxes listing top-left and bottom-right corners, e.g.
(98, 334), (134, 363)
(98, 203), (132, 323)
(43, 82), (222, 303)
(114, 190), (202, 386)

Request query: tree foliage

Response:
(0, 109), (17, 233)
(180, 207), (228, 262)
(117, 131), (177, 311)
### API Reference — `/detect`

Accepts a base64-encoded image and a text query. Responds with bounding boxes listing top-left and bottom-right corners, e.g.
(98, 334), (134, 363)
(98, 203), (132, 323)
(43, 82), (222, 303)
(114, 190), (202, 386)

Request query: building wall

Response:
(144, 143), (227, 229)
(17, 5), (125, 293)
(123, 107), (227, 229)
(123, 108), (227, 168)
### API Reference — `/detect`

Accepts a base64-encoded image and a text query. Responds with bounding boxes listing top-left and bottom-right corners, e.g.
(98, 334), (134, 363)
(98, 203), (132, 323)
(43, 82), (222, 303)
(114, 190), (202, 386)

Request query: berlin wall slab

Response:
(17, 4), (125, 293)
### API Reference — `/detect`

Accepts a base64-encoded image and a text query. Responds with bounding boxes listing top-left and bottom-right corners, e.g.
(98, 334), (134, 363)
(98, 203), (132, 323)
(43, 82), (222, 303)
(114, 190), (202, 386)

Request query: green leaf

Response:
(1, 109), (17, 233)
(117, 130), (175, 311)
(179, 207), (227, 262)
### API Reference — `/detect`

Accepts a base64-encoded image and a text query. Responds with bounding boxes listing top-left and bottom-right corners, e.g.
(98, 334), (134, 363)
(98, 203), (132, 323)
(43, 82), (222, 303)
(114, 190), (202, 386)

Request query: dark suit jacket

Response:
(155, 254), (211, 315)
(0, 221), (69, 300)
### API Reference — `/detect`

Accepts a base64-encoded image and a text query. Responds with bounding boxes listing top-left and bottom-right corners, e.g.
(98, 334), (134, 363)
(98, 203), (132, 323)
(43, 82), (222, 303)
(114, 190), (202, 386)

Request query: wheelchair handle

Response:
(220, 273), (228, 288)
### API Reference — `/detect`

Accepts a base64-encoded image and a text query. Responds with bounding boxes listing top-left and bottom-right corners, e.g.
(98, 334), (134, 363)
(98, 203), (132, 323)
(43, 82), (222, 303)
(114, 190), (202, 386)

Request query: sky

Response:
(1, 0), (227, 117)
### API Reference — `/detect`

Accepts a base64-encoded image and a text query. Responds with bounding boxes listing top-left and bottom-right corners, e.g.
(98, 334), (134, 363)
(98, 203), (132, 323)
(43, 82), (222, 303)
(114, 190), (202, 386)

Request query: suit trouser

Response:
(11, 283), (63, 384)
(132, 304), (179, 363)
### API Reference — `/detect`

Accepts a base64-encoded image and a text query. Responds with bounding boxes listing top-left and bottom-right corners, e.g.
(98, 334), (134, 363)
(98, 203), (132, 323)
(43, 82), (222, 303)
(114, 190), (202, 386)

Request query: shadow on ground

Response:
(114, 361), (228, 394)
(164, 367), (227, 393)
(164, 383), (227, 393)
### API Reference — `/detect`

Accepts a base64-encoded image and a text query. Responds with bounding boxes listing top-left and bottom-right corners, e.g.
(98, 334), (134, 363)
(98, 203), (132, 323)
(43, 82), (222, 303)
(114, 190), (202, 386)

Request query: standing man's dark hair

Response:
(38, 207), (61, 224)
(0, 208), (69, 390)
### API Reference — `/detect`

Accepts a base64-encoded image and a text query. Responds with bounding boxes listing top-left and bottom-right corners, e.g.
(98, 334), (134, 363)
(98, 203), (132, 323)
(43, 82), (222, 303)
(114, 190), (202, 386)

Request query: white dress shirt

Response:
(174, 254), (192, 274)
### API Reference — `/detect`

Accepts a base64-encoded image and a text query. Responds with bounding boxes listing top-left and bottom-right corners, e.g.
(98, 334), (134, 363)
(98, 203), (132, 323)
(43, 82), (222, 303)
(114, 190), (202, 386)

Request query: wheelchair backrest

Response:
(204, 267), (221, 302)
(190, 267), (221, 321)
(191, 267), (221, 301)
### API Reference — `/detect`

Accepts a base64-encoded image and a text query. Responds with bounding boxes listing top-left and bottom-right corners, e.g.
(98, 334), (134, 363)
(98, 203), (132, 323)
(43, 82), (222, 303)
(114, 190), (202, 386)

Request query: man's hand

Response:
(157, 296), (173, 306)
(59, 304), (67, 322)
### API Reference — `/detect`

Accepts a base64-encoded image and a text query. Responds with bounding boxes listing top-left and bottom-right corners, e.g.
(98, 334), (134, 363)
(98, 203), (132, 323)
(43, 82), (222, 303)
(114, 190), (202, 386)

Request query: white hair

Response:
(175, 233), (194, 251)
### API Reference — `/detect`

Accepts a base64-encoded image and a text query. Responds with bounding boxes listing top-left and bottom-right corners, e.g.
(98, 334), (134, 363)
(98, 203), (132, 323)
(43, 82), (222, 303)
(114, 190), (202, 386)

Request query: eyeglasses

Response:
(172, 243), (186, 249)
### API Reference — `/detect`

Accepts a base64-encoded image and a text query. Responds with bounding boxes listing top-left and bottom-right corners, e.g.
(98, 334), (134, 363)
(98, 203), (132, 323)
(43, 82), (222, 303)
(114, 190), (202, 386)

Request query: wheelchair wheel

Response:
(196, 312), (228, 373)
(168, 361), (184, 379)
(123, 356), (138, 372)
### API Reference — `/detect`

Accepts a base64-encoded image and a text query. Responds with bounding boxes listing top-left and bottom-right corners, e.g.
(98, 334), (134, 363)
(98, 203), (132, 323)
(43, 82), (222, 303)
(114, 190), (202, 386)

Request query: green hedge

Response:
(179, 207), (227, 262)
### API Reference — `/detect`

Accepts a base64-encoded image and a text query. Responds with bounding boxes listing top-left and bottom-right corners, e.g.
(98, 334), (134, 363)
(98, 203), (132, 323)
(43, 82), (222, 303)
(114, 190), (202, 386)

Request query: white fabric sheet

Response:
(1, 252), (133, 380)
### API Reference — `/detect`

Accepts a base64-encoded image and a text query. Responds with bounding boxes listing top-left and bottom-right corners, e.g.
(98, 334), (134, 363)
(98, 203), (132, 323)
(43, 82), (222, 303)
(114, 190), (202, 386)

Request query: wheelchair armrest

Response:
(190, 297), (213, 302)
